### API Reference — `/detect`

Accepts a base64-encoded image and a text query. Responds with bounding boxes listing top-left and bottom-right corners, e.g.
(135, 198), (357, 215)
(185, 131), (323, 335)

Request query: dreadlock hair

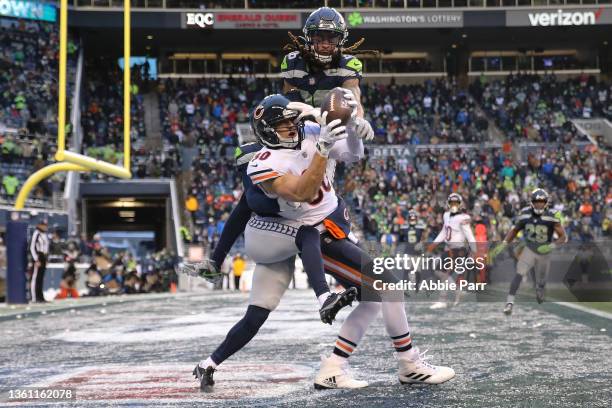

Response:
(283, 31), (380, 69)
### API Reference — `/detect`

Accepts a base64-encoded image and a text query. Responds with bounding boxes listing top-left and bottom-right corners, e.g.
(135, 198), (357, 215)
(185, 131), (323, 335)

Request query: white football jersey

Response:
(246, 123), (341, 226)
(433, 211), (477, 253)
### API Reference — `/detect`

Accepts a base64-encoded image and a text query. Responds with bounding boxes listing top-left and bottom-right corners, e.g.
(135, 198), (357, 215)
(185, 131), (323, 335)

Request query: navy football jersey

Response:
(280, 51), (363, 107)
(400, 224), (425, 252)
(234, 142), (281, 217)
(514, 207), (560, 251)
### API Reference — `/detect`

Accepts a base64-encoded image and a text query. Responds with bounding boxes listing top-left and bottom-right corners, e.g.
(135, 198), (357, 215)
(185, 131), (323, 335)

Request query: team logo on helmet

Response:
(447, 193), (463, 214)
(253, 105), (265, 120)
(250, 94), (305, 150)
(530, 188), (549, 215)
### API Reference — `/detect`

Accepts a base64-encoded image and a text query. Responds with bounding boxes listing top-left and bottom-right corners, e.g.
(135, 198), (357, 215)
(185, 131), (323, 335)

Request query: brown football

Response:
(321, 87), (352, 127)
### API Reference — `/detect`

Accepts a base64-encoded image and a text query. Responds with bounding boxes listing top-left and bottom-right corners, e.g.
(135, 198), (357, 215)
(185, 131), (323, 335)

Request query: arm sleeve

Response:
(30, 230), (39, 261)
(210, 194), (251, 268)
(328, 129), (364, 163)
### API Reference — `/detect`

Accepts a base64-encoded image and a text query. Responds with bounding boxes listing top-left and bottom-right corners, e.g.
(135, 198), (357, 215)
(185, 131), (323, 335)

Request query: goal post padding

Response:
(6, 221), (28, 304)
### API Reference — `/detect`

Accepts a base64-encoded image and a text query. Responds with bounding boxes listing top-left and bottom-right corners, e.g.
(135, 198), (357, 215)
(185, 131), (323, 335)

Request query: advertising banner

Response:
(506, 7), (612, 27)
(344, 10), (463, 29)
(0, 0), (56, 22)
(182, 11), (301, 29)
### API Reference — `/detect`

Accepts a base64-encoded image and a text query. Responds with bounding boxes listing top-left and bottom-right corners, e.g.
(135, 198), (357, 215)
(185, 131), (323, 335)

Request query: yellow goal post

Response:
(14, 0), (132, 210)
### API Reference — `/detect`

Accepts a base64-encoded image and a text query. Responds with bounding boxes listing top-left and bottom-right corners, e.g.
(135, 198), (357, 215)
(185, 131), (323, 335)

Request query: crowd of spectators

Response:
(342, 144), (611, 246)
(471, 73), (612, 143)
(47, 232), (178, 297)
(153, 76), (610, 256)
(1, 134), (63, 206)
(363, 79), (489, 145)
(158, 77), (281, 249)
(80, 56), (150, 179)
(0, 17), (78, 206)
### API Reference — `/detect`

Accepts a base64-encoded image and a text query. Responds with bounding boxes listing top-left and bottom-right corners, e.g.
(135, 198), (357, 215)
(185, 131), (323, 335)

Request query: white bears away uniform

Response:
(244, 122), (363, 264)
(433, 211), (477, 253)
(246, 122), (361, 226)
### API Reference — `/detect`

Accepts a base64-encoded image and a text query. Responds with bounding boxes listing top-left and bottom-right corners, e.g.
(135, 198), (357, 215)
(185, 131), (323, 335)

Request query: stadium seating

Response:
(471, 73), (611, 143)
(0, 17), (78, 207)
(347, 144), (610, 243)
(362, 79), (489, 144)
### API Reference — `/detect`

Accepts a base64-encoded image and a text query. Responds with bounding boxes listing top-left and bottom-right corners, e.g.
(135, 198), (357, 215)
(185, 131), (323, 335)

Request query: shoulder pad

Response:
(280, 51), (306, 75)
(235, 142), (263, 168)
(542, 210), (560, 222)
(341, 55), (363, 74)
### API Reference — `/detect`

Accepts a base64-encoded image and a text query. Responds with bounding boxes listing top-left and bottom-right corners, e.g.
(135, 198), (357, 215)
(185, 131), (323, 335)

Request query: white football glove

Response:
(341, 88), (359, 121)
(352, 117), (374, 141)
(316, 111), (348, 157)
(287, 102), (321, 124)
(179, 259), (224, 284)
(338, 89), (373, 141)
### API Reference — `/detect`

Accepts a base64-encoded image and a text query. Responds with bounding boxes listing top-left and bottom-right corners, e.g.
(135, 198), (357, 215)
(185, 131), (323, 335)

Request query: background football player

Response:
(401, 210), (427, 294)
(281, 6), (375, 141)
(489, 188), (567, 315)
(183, 6), (374, 287)
(427, 193), (478, 309)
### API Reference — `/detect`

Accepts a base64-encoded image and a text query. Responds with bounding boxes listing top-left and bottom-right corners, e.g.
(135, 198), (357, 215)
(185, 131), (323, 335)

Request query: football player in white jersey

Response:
(427, 193), (478, 309)
(194, 95), (455, 392)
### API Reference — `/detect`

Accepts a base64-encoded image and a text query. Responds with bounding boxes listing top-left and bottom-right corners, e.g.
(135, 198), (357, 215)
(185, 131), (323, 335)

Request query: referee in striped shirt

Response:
(30, 219), (50, 303)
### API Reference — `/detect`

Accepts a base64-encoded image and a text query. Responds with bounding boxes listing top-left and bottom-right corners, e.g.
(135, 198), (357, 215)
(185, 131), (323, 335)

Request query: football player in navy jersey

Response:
(401, 210), (427, 294)
(281, 6), (376, 141)
(181, 7), (376, 301)
(489, 188), (567, 315)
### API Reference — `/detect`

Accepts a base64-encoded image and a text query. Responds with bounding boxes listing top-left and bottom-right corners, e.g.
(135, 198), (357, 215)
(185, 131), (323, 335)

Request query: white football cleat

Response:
(398, 347), (455, 385)
(429, 302), (448, 310)
(314, 355), (368, 390)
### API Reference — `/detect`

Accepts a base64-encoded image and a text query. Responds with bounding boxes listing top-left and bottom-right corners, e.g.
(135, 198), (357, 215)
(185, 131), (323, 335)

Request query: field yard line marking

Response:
(554, 302), (612, 320)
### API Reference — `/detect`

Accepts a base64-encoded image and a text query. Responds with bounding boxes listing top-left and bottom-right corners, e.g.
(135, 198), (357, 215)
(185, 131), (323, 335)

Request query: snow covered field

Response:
(1, 290), (611, 407)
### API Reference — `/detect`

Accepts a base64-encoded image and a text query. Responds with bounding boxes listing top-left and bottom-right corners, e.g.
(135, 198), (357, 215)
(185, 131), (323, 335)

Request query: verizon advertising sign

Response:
(506, 7), (611, 27)
(344, 11), (463, 28)
(182, 11), (301, 29)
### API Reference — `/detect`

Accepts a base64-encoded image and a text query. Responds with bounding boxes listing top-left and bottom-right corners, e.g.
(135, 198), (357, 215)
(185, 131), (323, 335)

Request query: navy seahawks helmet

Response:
(447, 193), (463, 214)
(303, 7), (348, 64)
(408, 210), (418, 225)
(250, 94), (304, 150)
(530, 188), (549, 215)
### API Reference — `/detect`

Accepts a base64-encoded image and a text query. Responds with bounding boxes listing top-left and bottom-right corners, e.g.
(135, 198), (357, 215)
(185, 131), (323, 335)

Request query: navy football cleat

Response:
(319, 287), (358, 325)
(193, 364), (215, 392)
